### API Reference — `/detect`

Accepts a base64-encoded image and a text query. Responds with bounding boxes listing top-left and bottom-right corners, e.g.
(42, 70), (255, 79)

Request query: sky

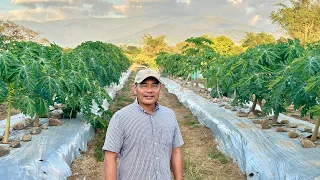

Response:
(0, 0), (291, 31)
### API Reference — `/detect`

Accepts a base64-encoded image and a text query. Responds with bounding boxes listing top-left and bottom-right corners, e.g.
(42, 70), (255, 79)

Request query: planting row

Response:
(156, 37), (320, 141)
(0, 40), (130, 143)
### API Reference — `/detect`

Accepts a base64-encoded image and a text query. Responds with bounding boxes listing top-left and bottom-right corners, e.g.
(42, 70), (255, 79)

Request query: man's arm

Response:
(104, 151), (118, 180)
(171, 147), (183, 180)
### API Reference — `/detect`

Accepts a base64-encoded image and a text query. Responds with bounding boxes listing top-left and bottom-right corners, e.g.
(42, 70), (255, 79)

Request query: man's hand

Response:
(104, 151), (118, 180)
(171, 147), (183, 180)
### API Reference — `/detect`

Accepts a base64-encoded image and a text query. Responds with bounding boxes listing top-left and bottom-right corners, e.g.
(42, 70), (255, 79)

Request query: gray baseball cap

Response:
(135, 69), (162, 84)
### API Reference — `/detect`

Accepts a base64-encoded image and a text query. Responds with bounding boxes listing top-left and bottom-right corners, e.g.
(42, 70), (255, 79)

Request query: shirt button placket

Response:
(151, 115), (160, 179)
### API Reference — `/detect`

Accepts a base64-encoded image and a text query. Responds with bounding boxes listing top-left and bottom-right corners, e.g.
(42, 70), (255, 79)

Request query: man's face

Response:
(132, 77), (161, 107)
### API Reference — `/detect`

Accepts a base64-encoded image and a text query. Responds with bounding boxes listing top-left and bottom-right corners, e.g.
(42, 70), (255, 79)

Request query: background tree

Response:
(0, 20), (50, 45)
(270, 0), (320, 44)
(131, 34), (169, 68)
(277, 36), (288, 43)
(141, 34), (168, 57)
(120, 45), (141, 64)
(168, 41), (195, 54)
(241, 32), (276, 49)
(183, 37), (217, 87)
(203, 35), (244, 55)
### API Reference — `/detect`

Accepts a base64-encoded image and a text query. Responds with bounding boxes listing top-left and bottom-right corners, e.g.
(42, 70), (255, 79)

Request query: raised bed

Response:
(163, 77), (320, 180)
(0, 71), (131, 180)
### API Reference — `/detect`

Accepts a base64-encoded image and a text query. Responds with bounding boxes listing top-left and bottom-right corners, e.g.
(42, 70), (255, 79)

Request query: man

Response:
(103, 69), (184, 180)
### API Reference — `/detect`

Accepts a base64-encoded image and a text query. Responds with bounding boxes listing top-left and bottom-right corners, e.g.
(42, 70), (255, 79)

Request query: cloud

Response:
(11, 0), (113, 9)
(246, 7), (255, 14)
(0, 7), (88, 21)
(126, 0), (174, 4)
(2, 0), (292, 33)
(112, 0), (290, 30)
(2, 0), (115, 21)
(89, 1), (114, 16)
(11, 0), (73, 8)
(250, 15), (261, 25)
(227, 0), (243, 4)
(114, 0), (184, 16)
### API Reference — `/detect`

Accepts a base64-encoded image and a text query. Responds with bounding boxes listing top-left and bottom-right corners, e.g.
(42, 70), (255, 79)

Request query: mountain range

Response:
(14, 15), (275, 48)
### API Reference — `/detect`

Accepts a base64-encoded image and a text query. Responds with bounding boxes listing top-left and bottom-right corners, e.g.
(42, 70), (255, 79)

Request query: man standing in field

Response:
(102, 69), (184, 180)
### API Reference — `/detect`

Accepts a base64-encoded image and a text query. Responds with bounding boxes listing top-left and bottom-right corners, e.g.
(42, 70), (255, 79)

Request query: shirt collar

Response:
(134, 98), (160, 114)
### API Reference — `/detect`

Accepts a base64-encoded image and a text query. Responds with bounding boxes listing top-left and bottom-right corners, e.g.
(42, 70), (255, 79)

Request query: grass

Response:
(183, 114), (193, 119)
(186, 121), (197, 126)
(93, 129), (107, 162)
(183, 114), (201, 127)
(192, 124), (201, 128)
(208, 150), (230, 164)
(183, 157), (204, 180)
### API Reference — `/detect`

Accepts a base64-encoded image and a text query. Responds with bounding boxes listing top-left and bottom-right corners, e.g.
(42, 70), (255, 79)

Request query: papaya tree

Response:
(292, 42), (320, 141)
(0, 41), (49, 142)
(5, 41), (64, 126)
(231, 43), (292, 115)
(73, 41), (130, 87)
(64, 41), (130, 128)
(215, 55), (240, 100)
(205, 55), (227, 101)
(183, 37), (216, 88)
(265, 39), (305, 123)
(155, 52), (188, 78)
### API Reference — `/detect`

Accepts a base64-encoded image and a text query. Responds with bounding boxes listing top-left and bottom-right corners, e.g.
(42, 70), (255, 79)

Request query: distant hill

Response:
(14, 15), (270, 48)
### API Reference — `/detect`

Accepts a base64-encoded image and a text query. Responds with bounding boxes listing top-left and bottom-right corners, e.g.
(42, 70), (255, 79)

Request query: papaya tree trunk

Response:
(233, 89), (236, 99)
(216, 83), (222, 101)
(249, 96), (258, 113)
(195, 78), (199, 89)
(33, 113), (39, 127)
(3, 84), (13, 144)
(272, 114), (279, 125)
(311, 116), (319, 142)
(70, 109), (73, 120)
(180, 74), (190, 90)
(191, 80), (194, 89)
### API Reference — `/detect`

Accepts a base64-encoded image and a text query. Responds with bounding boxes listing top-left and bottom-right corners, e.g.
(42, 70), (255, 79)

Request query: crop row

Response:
(156, 37), (320, 141)
(0, 40), (130, 143)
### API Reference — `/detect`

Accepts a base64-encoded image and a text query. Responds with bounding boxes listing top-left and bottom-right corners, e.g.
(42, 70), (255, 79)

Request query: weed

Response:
(183, 114), (192, 119)
(193, 124), (201, 128)
(186, 121), (197, 126)
(93, 130), (107, 162)
(208, 150), (229, 164)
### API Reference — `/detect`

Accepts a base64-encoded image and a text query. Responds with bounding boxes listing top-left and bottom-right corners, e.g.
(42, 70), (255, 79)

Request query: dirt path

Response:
(68, 71), (245, 180)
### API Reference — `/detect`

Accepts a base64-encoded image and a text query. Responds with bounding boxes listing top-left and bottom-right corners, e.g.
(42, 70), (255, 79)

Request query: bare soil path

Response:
(68, 71), (245, 180)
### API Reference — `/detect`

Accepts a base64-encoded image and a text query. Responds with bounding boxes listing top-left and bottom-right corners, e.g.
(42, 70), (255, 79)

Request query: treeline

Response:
(121, 32), (277, 68)
(0, 40), (130, 143)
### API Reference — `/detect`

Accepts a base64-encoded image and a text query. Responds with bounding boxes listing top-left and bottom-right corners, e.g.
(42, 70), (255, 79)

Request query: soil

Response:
(0, 103), (20, 121)
(68, 71), (245, 180)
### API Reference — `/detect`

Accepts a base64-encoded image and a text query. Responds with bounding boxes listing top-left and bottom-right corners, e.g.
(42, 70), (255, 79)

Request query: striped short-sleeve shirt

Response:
(102, 98), (184, 180)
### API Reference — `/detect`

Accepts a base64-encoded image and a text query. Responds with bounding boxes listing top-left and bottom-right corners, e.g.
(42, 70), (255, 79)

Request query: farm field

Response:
(1, 1), (320, 179)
